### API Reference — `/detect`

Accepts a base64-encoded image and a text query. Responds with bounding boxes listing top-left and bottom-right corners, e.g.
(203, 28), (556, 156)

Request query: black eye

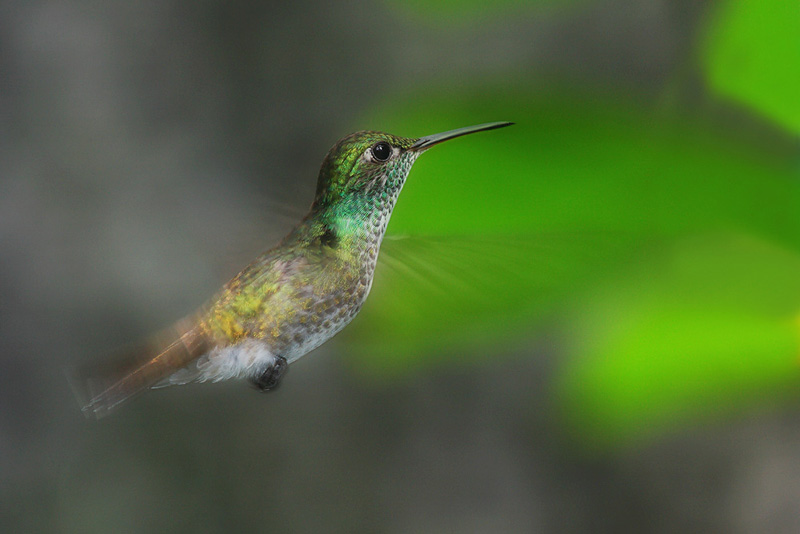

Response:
(371, 142), (392, 162)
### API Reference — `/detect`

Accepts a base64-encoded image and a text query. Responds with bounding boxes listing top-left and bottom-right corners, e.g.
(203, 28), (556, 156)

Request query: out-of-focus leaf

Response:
(555, 234), (800, 450)
(702, 0), (800, 134)
(392, 0), (587, 24)
(342, 82), (799, 376)
(360, 83), (798, 241)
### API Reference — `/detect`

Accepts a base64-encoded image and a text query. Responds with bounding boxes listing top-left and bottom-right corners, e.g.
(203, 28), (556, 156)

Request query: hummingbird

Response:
(77, 121), (513, 418)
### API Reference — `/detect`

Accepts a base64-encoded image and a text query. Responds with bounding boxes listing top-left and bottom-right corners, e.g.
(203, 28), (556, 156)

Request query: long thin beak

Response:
(410, 121), (513, 151)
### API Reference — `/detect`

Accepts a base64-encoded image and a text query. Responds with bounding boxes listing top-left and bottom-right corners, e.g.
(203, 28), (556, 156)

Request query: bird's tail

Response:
(71, 319), (211, 419)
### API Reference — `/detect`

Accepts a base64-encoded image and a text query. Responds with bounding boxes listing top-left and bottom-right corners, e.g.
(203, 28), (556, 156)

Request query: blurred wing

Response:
(206, 195), (306, 282)
(340, 232), (639, 374)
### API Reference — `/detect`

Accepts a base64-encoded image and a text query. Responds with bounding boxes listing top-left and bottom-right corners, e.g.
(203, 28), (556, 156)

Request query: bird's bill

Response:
(410, 121), (513, 151)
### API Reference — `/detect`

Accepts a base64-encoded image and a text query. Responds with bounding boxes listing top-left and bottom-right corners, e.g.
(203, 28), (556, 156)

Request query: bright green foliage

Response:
(702, 0), (800, 134)
(343, 82), (800, 377)
(556, 235), (800, 449)
(361, 84), (798, 242)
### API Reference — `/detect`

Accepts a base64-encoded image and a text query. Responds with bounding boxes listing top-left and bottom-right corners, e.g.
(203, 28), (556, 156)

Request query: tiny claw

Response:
(251, 356), (289, 391)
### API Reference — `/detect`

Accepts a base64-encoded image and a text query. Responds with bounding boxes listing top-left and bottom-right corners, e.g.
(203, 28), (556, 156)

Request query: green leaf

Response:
(702, 0), (800, 134)
(341, 81), (800, 376)
(555, 234), (800, 450)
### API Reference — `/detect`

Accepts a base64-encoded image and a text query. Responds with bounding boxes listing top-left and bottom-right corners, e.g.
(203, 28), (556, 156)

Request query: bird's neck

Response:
(303, 190), (400, 256)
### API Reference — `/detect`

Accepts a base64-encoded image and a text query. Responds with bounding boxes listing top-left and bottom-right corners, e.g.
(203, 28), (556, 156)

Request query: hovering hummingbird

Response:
(76, 121), (513, 417)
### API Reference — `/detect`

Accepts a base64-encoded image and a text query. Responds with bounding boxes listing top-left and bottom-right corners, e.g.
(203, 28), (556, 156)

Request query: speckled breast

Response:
(276, 254), (377, 363)
(201, 234), (384, 367)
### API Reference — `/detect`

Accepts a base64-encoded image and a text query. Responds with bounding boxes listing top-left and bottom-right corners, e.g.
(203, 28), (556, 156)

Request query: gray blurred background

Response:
(2, 0), (799, 532)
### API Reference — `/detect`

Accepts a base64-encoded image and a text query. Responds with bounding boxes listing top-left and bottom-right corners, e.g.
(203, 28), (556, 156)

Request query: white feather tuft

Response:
(165, 338), (278, 385)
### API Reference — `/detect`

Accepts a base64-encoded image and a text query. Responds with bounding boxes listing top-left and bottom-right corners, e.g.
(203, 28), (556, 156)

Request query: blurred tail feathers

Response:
(71, 320), (210, 419)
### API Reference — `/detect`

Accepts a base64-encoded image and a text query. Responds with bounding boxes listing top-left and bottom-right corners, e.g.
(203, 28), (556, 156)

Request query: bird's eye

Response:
(371, 142), (392, 162)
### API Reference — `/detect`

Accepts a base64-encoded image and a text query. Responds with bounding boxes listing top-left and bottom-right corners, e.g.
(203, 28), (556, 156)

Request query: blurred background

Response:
(1, 0), (799, 532)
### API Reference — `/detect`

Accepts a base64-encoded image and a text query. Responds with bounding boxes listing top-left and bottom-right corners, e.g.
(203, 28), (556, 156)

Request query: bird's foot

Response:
(251, 356), (289, 391)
